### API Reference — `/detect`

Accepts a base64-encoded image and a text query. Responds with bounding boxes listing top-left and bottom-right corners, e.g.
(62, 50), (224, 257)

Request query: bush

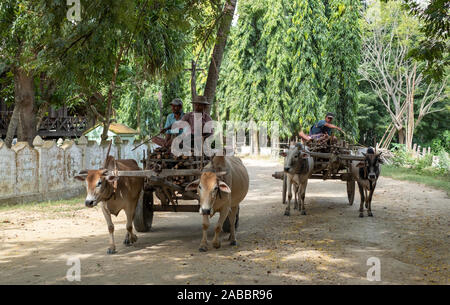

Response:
(390, 144), (416, 167)
(415, 153), (433, 171)
(390, 144), (448, 176)
(431, 130), (450, 154)
(436, 150), (450, 175)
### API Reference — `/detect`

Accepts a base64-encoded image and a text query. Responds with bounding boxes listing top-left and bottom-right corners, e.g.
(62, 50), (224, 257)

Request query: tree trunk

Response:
(204, 0), (237, 114)
(136, 96), (141, 137)
(398, 128), (405, 145)
(8, 67), (36, 147)
(405, 63), (417, 151)
(4, 103), (20, 148)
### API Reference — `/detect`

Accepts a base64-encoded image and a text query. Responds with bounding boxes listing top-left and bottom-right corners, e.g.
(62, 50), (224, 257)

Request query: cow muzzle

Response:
(368, 173), (377, 180)
(85, 200), (97, 208)
(201, 208), (211, 216)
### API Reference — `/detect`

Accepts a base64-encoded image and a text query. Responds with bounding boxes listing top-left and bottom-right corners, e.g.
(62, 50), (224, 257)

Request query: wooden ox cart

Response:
(273, 140), (366, 205)
(112, 147), (238, 233)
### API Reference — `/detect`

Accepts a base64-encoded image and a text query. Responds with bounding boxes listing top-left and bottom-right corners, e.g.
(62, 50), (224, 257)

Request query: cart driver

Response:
(151, 98), (184, 148)
(298, 112), (343, 142)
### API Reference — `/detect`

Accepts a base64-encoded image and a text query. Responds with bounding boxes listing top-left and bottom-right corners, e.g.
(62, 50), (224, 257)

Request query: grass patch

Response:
(382, 165), (450, 195)
(0, 196), (85, 213)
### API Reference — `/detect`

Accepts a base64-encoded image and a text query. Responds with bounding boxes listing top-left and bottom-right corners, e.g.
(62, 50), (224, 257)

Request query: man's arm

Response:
(324, 122), (342, 132)
(161, 115), (172, 134)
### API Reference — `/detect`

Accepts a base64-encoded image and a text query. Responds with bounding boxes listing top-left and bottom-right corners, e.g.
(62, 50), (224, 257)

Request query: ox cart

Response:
(111, 147), (238, 233)
(273, 139), (366, 205)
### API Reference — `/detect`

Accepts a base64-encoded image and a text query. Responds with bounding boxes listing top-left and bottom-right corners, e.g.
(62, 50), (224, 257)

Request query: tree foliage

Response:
(403, 0), (449, 81)
(324, 0), (361, 136)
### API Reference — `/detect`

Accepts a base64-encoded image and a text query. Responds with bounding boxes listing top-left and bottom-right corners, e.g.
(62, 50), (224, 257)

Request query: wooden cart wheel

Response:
(223, 207), (239, 233)
(282, 173), (287, 204)
(347, 180), (355, 205)
(133, 189), (154, 232)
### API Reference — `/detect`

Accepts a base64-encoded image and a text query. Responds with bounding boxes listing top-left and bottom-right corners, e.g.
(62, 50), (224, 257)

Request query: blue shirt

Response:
(310, 120), (331, 136)
(164, 112), (184, 134)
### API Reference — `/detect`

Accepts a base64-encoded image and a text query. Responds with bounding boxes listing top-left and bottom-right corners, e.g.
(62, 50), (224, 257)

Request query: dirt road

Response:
(0, 158), (448, 284)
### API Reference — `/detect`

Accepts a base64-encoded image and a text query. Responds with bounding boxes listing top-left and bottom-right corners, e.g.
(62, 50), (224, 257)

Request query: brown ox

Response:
(75, 156), (144, 254)
(185, 156), (249, 252)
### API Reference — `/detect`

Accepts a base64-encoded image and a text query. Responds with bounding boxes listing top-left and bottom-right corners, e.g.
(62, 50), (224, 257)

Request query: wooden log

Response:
(309, 173), (352, 181)
(116, 168), (203, 178)
(153, 204), (200, 212)
(308, 151), (365, 161)
(116, 170), (158, 177)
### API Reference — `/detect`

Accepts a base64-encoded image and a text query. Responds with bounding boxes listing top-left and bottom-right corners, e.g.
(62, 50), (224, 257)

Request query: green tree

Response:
(0, 0), (66, 146)
(289, 0), (328, 131)
(359, 0), (447, 149)
(404, 0), (449, 81)
(325, 0), (361, 136)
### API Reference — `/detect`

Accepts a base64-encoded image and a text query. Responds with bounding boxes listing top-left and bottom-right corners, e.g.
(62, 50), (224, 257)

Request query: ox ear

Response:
(74, 170), (88, 181)
(218, 181), (231, 193)
(74, 175), (87, 181)
(356, 161), (366, 168)
(280, 151), (287, 157)
(185, 179), (200, 191)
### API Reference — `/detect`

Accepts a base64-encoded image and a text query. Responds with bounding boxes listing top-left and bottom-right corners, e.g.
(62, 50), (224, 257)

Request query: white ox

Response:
(281, 144), (314, 216)
(186, 156), (249, 252)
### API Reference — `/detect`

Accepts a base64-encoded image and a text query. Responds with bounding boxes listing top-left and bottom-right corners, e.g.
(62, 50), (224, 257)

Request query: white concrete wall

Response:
(0, 136), (151, 204)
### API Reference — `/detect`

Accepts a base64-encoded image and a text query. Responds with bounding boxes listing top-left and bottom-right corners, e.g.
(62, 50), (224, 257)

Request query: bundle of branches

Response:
(147, 147), (192, 186)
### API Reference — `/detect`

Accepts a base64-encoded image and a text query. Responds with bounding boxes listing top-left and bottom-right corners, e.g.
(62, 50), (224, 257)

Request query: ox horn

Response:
(101, 169), (112, 176)
(214, 171), (228, 177)
(74, 170), (88, 181)
(201, 169), (228, 176)
(78, 169), (88, 175)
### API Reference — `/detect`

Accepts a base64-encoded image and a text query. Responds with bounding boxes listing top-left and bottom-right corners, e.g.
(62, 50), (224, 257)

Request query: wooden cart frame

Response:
(113, 155), (238, 233)
(274, 142), (365, 206)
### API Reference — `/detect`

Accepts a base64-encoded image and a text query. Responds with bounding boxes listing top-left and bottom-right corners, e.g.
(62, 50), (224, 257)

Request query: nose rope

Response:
(113, 160), (118, 200)
(207, 179), (222, 215)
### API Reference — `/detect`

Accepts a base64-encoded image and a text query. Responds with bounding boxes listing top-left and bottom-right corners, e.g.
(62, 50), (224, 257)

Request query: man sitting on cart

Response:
(181, 95), (213, 137)
(178, 95), (214, 155)
(298, 112), (343, 142)
(151, 98), (184, 148)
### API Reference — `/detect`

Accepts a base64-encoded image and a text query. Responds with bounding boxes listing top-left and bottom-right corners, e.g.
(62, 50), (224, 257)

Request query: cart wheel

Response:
(223, 207), (239, 233)
(347, 180), (355, 205)
(282, 173), (287, 204)
(133, 190), (154, 232)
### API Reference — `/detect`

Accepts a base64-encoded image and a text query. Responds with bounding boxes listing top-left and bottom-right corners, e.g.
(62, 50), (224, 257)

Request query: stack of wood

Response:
(146, 147), (194, 186)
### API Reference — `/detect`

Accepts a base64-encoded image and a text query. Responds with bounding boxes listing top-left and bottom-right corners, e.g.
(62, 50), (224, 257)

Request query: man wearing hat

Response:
(152, 98), (184, 147)
(299, 112), (343, 142)
(180, 95), (213, 137)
